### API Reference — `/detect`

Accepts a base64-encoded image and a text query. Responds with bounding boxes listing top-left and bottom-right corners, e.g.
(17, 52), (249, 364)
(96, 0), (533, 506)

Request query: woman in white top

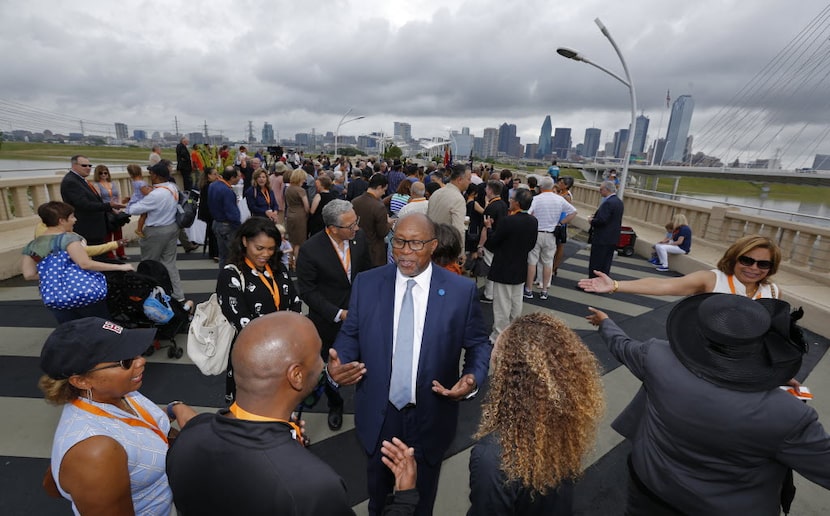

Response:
(578, 235), (781, 299)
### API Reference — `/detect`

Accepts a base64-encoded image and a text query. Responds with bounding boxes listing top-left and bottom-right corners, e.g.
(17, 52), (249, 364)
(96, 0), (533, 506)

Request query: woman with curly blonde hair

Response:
(469, 312), (605, 515)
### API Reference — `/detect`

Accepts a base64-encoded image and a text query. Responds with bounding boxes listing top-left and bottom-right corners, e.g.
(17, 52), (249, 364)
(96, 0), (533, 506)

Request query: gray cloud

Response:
(1, 0), (828, 166)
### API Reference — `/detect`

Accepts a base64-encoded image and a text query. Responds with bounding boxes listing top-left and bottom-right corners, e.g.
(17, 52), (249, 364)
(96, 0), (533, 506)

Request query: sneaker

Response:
(539, 291), (549, 300)
(523, 289), (534, 299)
(656, 266), (670, 272)
(479, 294), (493, 304)
(648, 257), (659, 265)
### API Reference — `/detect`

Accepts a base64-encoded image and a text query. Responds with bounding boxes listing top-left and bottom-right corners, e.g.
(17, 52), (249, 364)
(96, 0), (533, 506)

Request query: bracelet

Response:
(167, 400), (184, 421)
(611, 280), (620, 294)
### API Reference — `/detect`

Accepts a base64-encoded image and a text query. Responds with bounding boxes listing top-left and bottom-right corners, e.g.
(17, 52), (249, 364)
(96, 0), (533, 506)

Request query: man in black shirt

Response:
(166, 312), (418, 515)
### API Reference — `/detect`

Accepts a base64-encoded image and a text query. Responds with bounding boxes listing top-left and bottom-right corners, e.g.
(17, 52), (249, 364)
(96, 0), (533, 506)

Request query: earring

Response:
(86, 388), (94, 402)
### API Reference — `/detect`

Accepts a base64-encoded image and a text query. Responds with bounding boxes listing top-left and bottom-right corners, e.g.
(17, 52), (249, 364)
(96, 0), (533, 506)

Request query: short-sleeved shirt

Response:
(22, 233), (83, 262)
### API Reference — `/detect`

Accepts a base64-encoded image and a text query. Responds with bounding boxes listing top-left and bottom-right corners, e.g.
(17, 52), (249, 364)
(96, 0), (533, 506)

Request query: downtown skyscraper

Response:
(552, 128), (571, 159)
(537, 115), (552, 158)
(583, 128), (601, 158)
(662, 95), (694, 163)
(632, 115), (650, 156)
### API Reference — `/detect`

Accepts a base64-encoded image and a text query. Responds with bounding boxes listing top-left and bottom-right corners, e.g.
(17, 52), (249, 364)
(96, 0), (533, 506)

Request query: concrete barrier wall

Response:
(570, 182), (830, 284)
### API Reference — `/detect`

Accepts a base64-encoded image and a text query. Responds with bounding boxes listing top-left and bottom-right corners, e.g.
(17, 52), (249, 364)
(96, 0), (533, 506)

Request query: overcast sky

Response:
(2, 0), (829, 167)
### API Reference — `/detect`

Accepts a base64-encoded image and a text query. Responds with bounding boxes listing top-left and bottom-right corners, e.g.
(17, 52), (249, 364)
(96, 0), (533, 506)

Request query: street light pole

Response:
(334, 108), (365, 157)
(556, 18), (637, 200)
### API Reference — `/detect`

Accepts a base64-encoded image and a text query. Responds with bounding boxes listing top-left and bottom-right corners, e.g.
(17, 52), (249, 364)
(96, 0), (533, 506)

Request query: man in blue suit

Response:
(329, 213), (491, 516)
(588, 180), (624, 278)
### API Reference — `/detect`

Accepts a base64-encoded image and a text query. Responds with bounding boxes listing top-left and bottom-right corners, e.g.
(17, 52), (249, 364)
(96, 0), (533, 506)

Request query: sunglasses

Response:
(737, 255), (773, 270)
(79, 164), (93, 168)
(87, 357), (136, 373)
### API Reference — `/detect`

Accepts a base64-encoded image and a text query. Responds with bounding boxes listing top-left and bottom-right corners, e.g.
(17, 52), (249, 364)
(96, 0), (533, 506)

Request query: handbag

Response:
(186, 265), (243, 375)
(106, 211), (130, 232)
(36, 234), (108, 309)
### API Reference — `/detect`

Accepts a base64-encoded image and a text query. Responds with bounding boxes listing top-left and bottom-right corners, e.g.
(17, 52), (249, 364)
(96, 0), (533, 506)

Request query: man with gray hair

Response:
(524, 176), (577, 300)
(148, 145), (162, 166)
(296, 199), (371, 431)
(397, 181), (428, 218)
(587, 180), (624, 278)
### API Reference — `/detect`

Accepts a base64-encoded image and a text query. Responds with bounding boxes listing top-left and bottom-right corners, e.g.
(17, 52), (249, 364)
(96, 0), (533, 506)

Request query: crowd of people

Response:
(23, 146), (830, 515)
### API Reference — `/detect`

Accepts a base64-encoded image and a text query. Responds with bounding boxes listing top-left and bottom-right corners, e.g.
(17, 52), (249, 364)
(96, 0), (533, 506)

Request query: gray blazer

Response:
(599, 318), (830, 516)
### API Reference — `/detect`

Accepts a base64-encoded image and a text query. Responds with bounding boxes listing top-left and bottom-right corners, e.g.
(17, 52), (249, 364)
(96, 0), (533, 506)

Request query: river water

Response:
(0, 159), (130, 178)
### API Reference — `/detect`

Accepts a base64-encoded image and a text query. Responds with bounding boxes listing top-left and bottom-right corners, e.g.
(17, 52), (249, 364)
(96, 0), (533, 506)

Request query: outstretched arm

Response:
(578, 270), (715, 297)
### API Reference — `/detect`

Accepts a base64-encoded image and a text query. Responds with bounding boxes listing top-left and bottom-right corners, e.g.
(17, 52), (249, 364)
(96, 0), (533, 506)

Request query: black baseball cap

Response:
(148, 162), (171, 179)
(40, 318), (155, 379)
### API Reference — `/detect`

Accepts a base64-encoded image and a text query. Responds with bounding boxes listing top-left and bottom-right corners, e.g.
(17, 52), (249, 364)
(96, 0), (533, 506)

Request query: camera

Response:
(267, 145), (283, 157)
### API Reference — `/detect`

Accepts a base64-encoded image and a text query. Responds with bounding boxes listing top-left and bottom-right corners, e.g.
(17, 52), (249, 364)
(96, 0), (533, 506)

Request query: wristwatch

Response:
(166, 400), (184, 421)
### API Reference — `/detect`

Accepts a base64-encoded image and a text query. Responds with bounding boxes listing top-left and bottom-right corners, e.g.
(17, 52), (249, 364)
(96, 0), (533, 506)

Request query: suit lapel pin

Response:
(438, 289), (445, 296)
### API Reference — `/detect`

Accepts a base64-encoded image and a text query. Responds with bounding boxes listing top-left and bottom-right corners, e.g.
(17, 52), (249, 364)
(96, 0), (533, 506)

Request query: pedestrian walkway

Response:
(0, 241), (828, 515)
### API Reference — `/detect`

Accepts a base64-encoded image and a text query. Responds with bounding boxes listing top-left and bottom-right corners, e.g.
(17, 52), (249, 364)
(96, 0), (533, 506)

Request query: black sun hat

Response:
(667, 293), (805, 392)
(40, 317), (156, 379)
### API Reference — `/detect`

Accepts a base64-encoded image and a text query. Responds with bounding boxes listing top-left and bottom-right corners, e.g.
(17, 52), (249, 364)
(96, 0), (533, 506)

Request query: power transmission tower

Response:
(247, 121), (254, 143)
(174, 116), (180, 137)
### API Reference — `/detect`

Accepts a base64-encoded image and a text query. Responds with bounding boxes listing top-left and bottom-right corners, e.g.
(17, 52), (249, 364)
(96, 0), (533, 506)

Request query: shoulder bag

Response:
(187, 265), (243, 375)
(36, 234), (108, 309)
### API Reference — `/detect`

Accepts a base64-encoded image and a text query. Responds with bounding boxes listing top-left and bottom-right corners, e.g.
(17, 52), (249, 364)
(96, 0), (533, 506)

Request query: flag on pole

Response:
(666, 89), (671, 108)
(443, 145), (452, 167)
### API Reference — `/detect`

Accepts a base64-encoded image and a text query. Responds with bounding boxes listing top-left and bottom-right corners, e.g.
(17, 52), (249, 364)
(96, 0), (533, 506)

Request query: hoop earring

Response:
(86, 388), (94, 402)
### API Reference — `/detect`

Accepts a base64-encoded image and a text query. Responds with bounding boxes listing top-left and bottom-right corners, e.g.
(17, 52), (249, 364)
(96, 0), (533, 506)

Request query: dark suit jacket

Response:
(589, 194), (624, 245)
(334, 264), (491, 464)
(485, 212), (538, 285)
(351, 192), (389, 267)
(346, 177), (368, 201)
(296, 229), (371, 347)
(599, 318), (830, 514)
(60, 171), (110, 245)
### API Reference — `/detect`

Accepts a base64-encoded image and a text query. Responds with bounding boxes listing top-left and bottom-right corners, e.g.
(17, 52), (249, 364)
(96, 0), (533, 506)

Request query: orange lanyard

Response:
(100, 182), (114, 198)
(228, 403), (304, 446)
(86, 180), (101, 197)
(155, 184), (178, 201)
(217, 178), (234, 190)
(727, 274), (761, 299)
(244, 258), (281, 309)
(72, 398), (168, 445)
(485, 198), (499, 209)
(325, 230), (351, 278)
(260, 187), (271, 206)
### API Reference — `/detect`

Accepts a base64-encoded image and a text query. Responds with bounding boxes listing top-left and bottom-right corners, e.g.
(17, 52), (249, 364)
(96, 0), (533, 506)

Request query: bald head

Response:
(232, 312), (323, 411)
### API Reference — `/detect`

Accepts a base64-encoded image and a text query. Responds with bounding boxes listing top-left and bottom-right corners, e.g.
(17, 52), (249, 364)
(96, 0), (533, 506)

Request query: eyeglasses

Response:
(87, 357), (136, 373)
(390, 237), (436, 251)
(79, 164), (93, 168)
(737, 255), (773, 270)
(332, 216), (360, 230)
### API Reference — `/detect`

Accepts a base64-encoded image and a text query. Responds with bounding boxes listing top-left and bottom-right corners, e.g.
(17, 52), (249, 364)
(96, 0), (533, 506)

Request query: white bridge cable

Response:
(693, 5), (830, 166)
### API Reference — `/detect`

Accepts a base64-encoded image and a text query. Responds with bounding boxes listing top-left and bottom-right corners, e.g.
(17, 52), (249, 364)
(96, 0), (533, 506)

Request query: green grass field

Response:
(0, 142), (175, 162)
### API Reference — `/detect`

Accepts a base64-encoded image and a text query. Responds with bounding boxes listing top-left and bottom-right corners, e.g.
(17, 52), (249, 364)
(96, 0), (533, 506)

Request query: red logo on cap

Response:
(102, 321), (123, 334)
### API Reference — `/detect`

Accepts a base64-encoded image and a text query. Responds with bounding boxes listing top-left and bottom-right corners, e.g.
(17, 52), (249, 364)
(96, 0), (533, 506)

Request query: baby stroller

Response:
(105, 260), (188, 359)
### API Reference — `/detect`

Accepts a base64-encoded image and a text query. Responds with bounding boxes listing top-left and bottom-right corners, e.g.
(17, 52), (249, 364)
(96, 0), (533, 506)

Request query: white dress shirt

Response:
(392, 263), (433, 405)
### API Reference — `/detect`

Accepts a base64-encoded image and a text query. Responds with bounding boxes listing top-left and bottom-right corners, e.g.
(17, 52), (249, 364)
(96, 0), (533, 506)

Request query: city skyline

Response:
(2, 1), (829, 168)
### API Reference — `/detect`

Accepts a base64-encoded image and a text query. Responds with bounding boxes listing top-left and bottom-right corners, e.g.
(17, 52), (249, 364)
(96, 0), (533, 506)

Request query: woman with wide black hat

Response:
(586, 294), (830, 515)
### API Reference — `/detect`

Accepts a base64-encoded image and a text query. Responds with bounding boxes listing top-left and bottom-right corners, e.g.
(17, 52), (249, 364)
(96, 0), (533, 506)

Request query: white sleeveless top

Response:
(51, 391), (172, 516)
(710, 269), (778, 298)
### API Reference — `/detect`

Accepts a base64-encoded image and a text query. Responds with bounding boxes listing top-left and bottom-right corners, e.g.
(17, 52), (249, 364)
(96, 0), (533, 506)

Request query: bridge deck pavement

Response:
(0, 241), (828, 515)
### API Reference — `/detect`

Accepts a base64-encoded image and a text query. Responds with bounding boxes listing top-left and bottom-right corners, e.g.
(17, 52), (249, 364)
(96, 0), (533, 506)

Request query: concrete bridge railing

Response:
(571, 182), (830, 283)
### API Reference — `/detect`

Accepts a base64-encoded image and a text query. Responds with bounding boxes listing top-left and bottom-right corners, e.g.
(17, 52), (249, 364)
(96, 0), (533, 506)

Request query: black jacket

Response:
(60, 171), (111, 245)
(485, 212), (537, 284)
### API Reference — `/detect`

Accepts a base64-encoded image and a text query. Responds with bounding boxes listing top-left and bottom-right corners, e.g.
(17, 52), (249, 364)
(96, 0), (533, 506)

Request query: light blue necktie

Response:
(390, 279), (416, 409)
